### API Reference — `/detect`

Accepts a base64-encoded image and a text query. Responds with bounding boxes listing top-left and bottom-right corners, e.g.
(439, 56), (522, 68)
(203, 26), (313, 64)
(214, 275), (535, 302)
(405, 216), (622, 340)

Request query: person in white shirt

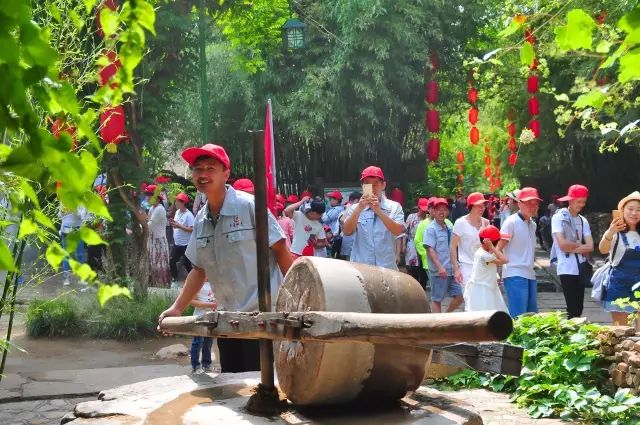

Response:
(59, 205), (87, 285)
(285, 197), (328, 257)
(497, 187), (542, 317)
(169, 192), (195, 287)
(189, 280), (217, 374)
(550, 184), (593, 319)
(450, 192), (490, 286)
(144, 184), (171, 287)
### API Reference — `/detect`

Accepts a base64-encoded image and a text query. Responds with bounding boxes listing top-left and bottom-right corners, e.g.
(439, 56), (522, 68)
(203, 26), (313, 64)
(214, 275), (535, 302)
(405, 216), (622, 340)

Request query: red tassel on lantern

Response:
(528, 96), (540, 116)
(527, 75), (539, 94)
(457, 151), (464, 163)
(426, 109), (440, 133)
(509, 152), (518, 167)
(509, 138), (517, 151)
(470, 126), (479, 145)
(100, 105), (126, 145)
(507, 122), (516, 137)
(426, 138), (440, 162)
(529, 119), (540, 137)
(468, 108), (478, 125)
(467, 88), (478, 105)
(426, 80), (438, 104)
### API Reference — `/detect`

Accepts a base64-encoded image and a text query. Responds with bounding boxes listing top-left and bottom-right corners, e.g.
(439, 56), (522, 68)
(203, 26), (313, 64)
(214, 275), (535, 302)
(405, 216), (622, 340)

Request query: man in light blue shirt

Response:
(343, 166), (405, 270)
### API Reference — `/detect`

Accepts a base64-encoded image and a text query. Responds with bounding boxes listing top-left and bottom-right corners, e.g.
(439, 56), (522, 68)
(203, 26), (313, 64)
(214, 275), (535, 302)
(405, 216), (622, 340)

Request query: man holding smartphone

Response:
(343, 166), (405, 270)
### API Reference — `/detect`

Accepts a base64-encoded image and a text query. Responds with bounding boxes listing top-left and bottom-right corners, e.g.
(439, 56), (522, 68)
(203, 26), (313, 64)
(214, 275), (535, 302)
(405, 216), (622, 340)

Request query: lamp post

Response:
(282, 18), (305, 49)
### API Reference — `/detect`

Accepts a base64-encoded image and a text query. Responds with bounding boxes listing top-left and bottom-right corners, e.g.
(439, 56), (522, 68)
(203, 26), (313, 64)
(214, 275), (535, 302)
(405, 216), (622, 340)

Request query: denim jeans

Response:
(503, 276), (538, 317)
(191, 336), (213, 369)
(60, 232), (86, 273)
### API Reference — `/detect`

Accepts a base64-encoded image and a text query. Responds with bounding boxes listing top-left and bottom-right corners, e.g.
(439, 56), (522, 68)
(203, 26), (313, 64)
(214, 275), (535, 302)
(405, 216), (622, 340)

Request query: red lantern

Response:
(51, 119), (77, 150)
(456, 151), (464, 163)
(96, 0), (118, 38)
(524, 29), (536, 45)
(530, 57), (538, 71)
(484, 166), (491, 178)
(529, 119), (540, 137)
(528, 96), (540, 116)
(495, 177), (502, 188)
(467, 88), (478, 105)
(527, 75), (539, 94)
(426, 138), (440, 162)
(484, 156), (491, 166)
(99, 51), (121, 87)
(509, 138), (517, 151)
(426, 80), (438, 104)
(509, 152), (518, 167)
(596, 10), (607, 25)
(507, 122), (516, 137)
(100, 105), (126, 150)
(470, 126), (479, 145)
(468, 107), (478, 125)
(426, 109), (440, 133)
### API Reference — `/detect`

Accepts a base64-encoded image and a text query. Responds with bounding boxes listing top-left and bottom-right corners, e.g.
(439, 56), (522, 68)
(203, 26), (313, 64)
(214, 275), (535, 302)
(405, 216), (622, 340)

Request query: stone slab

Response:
(64, 372), (482, 424)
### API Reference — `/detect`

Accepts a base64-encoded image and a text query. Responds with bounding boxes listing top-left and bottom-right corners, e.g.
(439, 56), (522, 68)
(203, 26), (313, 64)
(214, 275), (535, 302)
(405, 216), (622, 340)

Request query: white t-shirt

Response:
(452, 215), (489, 265)
(500, 213), (537, 280)
(290, 210), (326, 255)
(551, 213), (591, 275)
(147, 204), (167, 239)
(611, 231), (640, 266)
(468, 248), (498, 286)
(173, 209), (195, 246)
(193, 281), (215, 316)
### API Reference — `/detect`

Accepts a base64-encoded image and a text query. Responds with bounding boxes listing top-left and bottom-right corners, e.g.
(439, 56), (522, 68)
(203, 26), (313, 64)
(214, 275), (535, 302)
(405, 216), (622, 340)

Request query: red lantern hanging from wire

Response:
(509, 152), (518, 167)
(457, 151), (464, 163)
(426, 80), (438, 104)
(100, 105), (126, 153)
(426, 108), (440, 133)
(528, 96), (539, 116)
(470, 126), (479, 145)
(529, 119), (540, 138)
(98, 50), (121, 87)
(527, 75), (539, 94)
(467, 88), (478, 105)
(426, 138), (440, 162)
(51, 118), (78, 151)
(96, 0), (118, 38)
(468, 107), (478, 125)
(484, 166), (492, 178)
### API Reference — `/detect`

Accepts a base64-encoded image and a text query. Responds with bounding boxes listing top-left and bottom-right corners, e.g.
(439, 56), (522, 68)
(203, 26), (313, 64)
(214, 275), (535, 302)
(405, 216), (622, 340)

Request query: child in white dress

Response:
(464, 225), (510, 312)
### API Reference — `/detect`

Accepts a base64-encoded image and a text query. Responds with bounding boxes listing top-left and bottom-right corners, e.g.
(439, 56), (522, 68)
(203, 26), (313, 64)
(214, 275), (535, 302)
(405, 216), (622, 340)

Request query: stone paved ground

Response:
(0, 396), (93, 425)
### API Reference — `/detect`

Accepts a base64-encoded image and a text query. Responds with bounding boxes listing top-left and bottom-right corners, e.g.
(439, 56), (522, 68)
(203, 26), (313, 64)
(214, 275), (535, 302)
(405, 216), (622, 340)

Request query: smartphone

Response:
(362, 184), (373, 196)
(612, 209), (621, 220)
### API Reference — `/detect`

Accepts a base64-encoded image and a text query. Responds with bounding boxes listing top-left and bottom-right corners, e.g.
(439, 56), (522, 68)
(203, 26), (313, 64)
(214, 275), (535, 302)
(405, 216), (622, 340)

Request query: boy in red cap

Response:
(463, 226), (509, 313)
(550, 184), (593, 318)
(158, 143), (293, 373)
(232, 178), (255, 194)
(343, 166), (405, 270)
(497, 187), (542, 317)
(169, 192), (195, 287)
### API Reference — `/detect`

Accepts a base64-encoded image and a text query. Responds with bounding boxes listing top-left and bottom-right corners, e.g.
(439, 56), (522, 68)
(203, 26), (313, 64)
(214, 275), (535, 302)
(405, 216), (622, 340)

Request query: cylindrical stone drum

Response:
(275, 257), (431, 406)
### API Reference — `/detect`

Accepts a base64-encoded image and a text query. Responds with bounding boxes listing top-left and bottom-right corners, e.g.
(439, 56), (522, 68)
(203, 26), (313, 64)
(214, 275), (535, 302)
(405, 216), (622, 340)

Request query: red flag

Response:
(264, 100), (277, 215)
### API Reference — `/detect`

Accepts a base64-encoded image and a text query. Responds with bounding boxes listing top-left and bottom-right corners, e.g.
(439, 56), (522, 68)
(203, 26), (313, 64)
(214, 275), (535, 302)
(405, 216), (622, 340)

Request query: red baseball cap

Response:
(175, 192), (190, 203)
(428, 196), (438, 207)
(558, 184), (589, 202)
(326, 190), (343, 201)
(232, 178), (255, 193)
(286, 194), (299, 203)
(432, 197), (449, 209)
(467, 192), (487, 207)
(144, 184), (157, 194)
(181, 143), (231, 169)
(360, 166), (385, 181)
(301, 190), (313, 198)
(276, 202), (284, 212)
(479, 225), (510, 242)
(275, 193), (285, 204)
(518, 187), (543, 202)
(417, 197), (429, 212)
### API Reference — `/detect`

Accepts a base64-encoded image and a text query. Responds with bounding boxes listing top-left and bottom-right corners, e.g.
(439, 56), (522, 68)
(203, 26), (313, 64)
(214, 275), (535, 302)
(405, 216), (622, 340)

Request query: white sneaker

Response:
(191, 367), (204, 375)
(63, 279), (71, 286)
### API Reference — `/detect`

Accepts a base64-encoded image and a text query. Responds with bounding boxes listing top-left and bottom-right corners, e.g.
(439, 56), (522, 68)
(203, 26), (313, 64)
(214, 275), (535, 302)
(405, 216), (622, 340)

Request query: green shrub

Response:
(26, 297), (86, 337)
(438, 312), (640, 424)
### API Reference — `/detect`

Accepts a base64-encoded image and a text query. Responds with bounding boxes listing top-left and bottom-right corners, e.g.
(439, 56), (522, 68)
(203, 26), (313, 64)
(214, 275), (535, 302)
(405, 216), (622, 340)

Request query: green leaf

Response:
(135, 0), (156, 35)
(617, 8), (640, 34)
(47, 3), (62, 22)
(0, 35), (20, 64)
(554, 9), (597, 51)
(3, 146), (43, 180)
(595, 40), (613, 54)
(574, 90), (606, 109)
(33, 210), (55, 230)
(69, 259), (97, 282)
(623, 29), (640, 47)
(19, 179), (40, 209)
(84, 192), (112, 220)
(50, 83), (80, 116)
(0, 239), (16, 272)
(98, 284), (132, 306)
(69, 10), (84, 30)
(45, 243), (65, 270)
(601, 44), (626, 68)
(18, 218), (38, 238)
(618, 47), (640, 83)
(20, 21), (58, 66)
(79, 226), (107, 246)
(100, 7), (120, 37)
(498, 19), (524, 38)
(520, 41), (535, 66)
(84, 0), (98, 12)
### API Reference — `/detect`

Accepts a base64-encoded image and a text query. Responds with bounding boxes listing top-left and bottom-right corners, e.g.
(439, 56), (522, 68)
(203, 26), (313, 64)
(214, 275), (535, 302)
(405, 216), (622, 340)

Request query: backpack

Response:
(591, 234), (623, 302)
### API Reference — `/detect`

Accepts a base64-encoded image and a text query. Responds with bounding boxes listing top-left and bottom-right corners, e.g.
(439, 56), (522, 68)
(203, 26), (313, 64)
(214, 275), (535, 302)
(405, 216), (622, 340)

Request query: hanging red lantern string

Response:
(506, 107), (518, 169)
(467, 68), (479, 146)
(468, 107), (478, 125)
(425, 51), (441, 162)
(525, 27), (540, 139)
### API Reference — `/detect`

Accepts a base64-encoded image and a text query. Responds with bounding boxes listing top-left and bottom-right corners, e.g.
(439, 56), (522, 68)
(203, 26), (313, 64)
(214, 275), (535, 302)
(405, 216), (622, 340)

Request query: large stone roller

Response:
(275, 256), (432, 406)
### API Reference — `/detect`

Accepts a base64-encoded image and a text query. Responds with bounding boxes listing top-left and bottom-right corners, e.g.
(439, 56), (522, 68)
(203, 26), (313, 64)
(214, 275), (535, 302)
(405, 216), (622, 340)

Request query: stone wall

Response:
(598, 326), (640, 393)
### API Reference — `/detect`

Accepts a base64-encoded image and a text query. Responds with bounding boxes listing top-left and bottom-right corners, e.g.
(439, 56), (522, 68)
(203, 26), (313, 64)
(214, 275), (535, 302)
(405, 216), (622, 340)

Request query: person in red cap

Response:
(497, 187), (543, 317)
(169, 192), (195, 287)
(231, 178), (255, 195)
(463, 225), (509, 313)
(405, 197), (430, 289)
(550, 184), (594, 319)
(322, 190), (345, 257)
(450, 192), (490, 287)
(285, 194), (299, 206)
(158, 143), (292, 373)
(275, 202), (294, 249)
(284, 195), (328, 257)
(343, 166), (405, 270)
(143, 184), (171, 287)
